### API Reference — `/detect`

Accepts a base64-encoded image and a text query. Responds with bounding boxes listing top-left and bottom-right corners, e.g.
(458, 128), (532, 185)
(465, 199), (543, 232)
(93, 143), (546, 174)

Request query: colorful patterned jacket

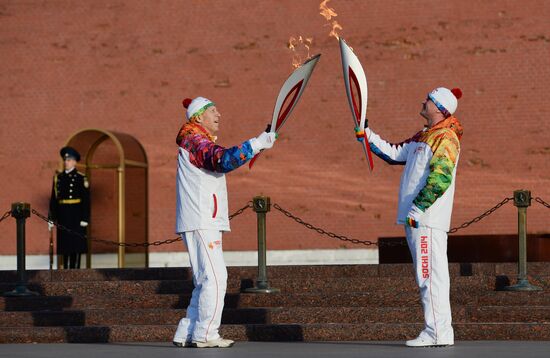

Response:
(367, 117), (463, 231)
(175, 122), (257, 233)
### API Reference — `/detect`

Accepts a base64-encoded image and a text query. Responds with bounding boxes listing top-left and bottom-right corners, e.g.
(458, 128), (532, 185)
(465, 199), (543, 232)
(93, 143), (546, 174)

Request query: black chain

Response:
(535, 197), (550, 209)
(272, 203), (379, 246)
(0, 210), (12, 224)
(25, 196), (519, 247)
(31, 202), (253, 248)
(449, 197), (513, 233)
(273, 197), (515, 245)
(229, 201), (253, 220)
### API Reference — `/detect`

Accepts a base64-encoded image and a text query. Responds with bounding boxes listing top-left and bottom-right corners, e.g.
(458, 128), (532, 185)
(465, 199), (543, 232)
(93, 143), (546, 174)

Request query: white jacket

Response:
(175, 123), (258, 233)
(176, 147), (230, 233)
(367, 116), (463, 232)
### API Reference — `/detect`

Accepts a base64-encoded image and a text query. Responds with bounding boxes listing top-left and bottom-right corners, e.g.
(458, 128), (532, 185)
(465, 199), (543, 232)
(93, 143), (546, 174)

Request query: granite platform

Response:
(0, 263), (548, 343)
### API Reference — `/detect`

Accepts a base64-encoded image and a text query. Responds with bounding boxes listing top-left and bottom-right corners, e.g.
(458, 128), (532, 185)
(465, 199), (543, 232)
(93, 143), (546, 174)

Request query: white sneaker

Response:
(192, 338), (235, 348)
(406, 336), (454, 347)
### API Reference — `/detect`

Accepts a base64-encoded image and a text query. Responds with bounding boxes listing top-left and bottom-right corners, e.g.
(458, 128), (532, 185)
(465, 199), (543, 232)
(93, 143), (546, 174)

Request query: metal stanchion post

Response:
(244, 196), (279, 294)
(504, 190), (542, 291)
(49, 229), (54, 271)
(4, 203), (39, 297)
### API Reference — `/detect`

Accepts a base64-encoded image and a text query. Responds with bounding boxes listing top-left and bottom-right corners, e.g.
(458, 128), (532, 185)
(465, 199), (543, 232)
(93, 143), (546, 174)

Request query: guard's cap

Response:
(60, 146), (80, 162)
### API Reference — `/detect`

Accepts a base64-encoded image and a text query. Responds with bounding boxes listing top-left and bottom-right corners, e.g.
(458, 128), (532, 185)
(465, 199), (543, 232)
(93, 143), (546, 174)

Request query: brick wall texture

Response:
(1, 0), (549, 255)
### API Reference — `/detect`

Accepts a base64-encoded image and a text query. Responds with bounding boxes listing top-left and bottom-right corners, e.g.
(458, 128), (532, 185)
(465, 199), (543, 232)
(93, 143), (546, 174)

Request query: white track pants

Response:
(173, 230), (228, 343)
(405, 226), (454, 344)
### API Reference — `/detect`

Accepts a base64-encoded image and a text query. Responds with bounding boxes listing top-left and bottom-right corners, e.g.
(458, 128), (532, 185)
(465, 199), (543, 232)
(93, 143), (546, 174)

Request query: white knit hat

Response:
(427, 87), (462, 117)
(182, 97), (215, 120)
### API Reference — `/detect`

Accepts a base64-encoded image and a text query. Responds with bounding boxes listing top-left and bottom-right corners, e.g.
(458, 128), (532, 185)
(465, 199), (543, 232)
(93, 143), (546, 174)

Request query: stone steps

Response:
(0, 264), (548, 343)
(1, 262), (548, 283)
(2, 322), (550, 344)
(2, 290), (550, 311)
(0, 275), (511, 297)
(0, 306), (549, 327)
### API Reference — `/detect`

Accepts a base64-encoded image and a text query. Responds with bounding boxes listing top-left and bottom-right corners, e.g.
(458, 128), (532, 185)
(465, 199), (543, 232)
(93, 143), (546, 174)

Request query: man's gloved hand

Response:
(48, 221), (54, 232)
(355, 118), (370, 142)
(250, 131), (277, 155)
(405, 205), (423, 229)
(80, 221), (88, 227)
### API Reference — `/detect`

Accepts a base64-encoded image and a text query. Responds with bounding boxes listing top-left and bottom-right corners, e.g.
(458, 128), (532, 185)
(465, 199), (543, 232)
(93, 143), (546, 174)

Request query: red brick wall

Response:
(1, 0), (549, 255)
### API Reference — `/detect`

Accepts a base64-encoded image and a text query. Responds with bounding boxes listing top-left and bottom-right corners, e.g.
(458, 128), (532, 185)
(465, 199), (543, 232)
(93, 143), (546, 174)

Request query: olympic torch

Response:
(339, 38), (374, 171)
(249, 54), (321, 169)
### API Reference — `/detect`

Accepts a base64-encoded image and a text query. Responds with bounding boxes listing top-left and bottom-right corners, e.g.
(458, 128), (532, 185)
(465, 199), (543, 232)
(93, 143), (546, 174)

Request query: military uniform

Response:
(48, 147), (90, 269)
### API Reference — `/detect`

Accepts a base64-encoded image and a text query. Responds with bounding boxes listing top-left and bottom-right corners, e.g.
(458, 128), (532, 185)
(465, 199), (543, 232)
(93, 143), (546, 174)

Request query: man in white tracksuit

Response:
(365, 87), (463, 347)
(172, 96), (277, 348)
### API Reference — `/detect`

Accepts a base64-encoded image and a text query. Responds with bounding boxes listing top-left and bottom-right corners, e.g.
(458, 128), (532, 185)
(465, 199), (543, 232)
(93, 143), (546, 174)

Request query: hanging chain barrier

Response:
(273, 196), (518, 246)
(535, 197), (550, 210)
(448, 197), (513, 234)
(20, 192), (544, 248)
(30, 201), (253, 248)
(272, 203), (380, 246)
(0, 210), (12, 225)
(229, 201), (253, 220)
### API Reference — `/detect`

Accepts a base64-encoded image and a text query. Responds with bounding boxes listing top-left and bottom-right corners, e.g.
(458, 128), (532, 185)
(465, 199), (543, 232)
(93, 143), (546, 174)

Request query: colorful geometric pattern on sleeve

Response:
(177, 122), (254, 173)
(413, 117), (463, 211)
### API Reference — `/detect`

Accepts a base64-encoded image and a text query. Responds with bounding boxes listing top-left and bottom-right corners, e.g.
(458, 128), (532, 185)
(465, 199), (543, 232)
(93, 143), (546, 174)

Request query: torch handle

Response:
(361, 140), (374, 172)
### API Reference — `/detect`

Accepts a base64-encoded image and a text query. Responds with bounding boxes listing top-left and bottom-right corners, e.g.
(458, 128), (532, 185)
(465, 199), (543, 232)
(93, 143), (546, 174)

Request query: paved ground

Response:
(1, 341), (549, 358)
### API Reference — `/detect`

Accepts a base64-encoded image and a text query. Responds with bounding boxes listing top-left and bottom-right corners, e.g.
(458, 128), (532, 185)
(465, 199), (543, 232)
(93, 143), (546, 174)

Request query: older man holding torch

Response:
(172, 97), (277, 348)
(366, 87), (463, 347)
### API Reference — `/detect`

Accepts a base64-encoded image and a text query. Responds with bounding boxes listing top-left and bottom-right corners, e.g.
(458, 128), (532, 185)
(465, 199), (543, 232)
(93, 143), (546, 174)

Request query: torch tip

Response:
(302, 53), (322, 66)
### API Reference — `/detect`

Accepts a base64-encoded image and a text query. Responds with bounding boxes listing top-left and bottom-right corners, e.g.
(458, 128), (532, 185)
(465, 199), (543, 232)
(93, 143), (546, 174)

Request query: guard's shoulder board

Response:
(54, 171), (60, 198)
(79, 172), (90, 189)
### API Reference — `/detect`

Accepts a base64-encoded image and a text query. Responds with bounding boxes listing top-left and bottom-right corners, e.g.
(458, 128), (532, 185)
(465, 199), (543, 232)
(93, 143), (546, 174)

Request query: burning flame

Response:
(319, 0), (337, 20)
(285, 0), (342, 68)
(287, 35), (313, 69)
(319, 0), (342, 39)
(329, 21), (343, 39)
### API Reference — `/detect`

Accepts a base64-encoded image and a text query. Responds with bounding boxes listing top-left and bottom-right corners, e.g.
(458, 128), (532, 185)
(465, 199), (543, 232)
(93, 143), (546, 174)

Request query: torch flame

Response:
(287, 35), (314, 69)
(319, 0), (337, 20)
(288, 36), (296, 51)
(286, 0), (341, 67)
(319, 0), (342, 39)
(329, 21), (343, 39)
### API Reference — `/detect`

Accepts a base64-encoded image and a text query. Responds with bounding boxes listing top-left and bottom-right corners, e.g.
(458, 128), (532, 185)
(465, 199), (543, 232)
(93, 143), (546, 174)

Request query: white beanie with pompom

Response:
(428, 87), (462, 117)
(182, 97), (215, 120)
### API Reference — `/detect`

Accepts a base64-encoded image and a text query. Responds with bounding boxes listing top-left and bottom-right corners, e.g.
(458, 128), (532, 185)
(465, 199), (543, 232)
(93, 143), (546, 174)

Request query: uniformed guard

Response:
(48, 146), (90, 269)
